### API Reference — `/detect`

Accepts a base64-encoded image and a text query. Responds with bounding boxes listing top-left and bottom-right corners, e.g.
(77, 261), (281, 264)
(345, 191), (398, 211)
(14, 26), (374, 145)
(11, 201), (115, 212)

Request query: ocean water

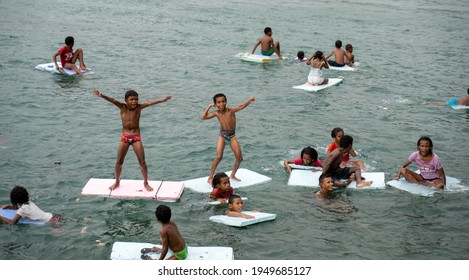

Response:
(0, 0), (468, 260)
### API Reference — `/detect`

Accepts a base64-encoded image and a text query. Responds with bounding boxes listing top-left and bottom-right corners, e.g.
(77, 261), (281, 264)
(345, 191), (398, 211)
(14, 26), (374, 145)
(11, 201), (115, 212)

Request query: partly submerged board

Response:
(451, 105), (469, 110)
(207, 197), (248, 205)
(238, 52), (284, 63)
(328, 62), (359, 71)
(288, 170), (385, 189)
(0, 209), (46, 225)
(386, 175), (461, 196)
(386, 179), (438, 197)
(209, 211), (276, 227)
(35, 62), (92, 76)
(81, 178), (184, 201)
(110, 241), (234, 260)
(183, 168), (272, 193)
(292, 78), (343, 92)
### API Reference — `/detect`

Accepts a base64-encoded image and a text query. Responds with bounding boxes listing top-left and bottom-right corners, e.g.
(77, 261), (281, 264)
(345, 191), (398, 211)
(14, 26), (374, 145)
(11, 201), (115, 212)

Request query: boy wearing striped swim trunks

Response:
(201, 93), (255, 184)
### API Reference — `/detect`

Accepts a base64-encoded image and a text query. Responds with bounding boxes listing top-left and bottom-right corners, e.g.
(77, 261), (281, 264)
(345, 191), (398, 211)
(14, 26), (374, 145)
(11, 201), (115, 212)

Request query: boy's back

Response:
(161, 221), (185, 253)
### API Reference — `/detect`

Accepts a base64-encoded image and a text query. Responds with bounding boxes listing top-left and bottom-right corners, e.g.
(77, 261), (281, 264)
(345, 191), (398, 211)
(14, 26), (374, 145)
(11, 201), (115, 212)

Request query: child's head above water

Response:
(65, 36), (74, 46)
(339, 135), (353, 149)
(212, 172), (230, 189)
(313, 51), (324, 59)
(297, 51), (305, 60)
(213, 93), (226, 103)
(335, 40), (342, 48)
(155, 204), (171, 224)
(300, 146), (319, 165)
(228, 194), (243, 212)
(417, 136), (433, 155)
(319, 173), (333, 189)
(125, 90), (138, 100)
(346, 44), (353, 52)
(10, 186), (29, 209)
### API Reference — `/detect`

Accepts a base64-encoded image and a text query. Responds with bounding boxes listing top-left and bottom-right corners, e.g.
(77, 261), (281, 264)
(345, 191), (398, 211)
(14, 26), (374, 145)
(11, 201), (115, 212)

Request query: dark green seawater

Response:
(1, 0), (468, 260)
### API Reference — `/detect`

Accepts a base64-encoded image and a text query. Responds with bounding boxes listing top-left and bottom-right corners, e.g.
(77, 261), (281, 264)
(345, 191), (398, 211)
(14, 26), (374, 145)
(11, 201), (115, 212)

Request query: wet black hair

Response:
(417, 136), (433, 155)
(65, 36), (74, 46)
(213, 93), (226, 103)
(335, 40), (342, 48)
(155, 205), (171, 224)
(10, 186), (29, 209)
(319, 173), (331, 184)
(313, 51), (324, 59)
(125, 90), (138, 100)
(264, 27), (272, 34)
(346, 44), (353, 51)
(212, 172), (229, 189)
(297, 51), (305, 59)
(228, 194), (241, 204)
(331, 127), (344, 138)
(339, 135), (353, 149)
(301, 146), (319, 162)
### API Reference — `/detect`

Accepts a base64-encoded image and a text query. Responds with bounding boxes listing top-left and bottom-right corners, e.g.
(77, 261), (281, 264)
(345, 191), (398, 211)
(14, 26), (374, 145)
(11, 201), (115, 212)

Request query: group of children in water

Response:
(0, 32), (452, 260)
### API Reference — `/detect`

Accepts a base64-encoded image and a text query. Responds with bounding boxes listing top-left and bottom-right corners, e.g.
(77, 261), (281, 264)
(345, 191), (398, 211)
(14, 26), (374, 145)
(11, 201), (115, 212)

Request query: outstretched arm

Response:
(232, 96), (255, 113)
(225, 210), (255, 219)
(394, 159), (412, 180)
(284, 159), (294, 173)
(140, 95), (172, 109)
(325, 50), (334, 60)
(0, 213), (21, 225)
(92, 89), (123, 108)
(251, 40), (261, 54)
(200, 103), (217, 120)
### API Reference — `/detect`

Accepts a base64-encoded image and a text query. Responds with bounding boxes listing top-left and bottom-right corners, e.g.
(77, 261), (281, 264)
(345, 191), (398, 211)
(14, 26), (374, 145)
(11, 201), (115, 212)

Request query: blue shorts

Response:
(446, 98), (458, 107)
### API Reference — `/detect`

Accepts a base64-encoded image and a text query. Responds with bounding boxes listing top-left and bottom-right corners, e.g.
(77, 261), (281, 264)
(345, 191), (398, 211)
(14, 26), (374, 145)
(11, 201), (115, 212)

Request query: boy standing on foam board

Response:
(92, 89), (171, 191)
(251, 27), (283, 59)
(201, 93), (255, 184)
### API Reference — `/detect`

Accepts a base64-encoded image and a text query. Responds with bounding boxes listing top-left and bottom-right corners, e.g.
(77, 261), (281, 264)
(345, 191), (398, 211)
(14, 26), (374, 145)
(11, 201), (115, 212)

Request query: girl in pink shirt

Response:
(394, 136), (446, 189)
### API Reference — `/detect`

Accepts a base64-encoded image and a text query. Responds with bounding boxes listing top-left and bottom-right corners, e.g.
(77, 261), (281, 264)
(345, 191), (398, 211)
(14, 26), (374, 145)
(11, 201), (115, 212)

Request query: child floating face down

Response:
(225, 194), (259, 219)
(0, 186), (62, 225)
(284, 146), (323, 173)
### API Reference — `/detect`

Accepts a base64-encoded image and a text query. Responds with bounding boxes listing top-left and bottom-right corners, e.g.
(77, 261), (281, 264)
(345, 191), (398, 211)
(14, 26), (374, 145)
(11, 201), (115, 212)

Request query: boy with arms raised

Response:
(201, 93), (255, 184)
(251, 27), (283, 59)
(322, 135), (372, 188)
(92, 89), (171, 191)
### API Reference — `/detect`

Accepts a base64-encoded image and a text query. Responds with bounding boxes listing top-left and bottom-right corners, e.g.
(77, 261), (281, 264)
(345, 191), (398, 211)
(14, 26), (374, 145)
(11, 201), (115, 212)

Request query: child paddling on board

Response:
(52, 36), (89, 76)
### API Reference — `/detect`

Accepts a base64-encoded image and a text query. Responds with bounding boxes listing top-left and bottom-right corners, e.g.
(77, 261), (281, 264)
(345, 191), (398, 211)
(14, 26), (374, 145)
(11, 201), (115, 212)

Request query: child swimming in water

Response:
(393, 136), (446, 189)
(284, 146), (323, 173)
(0, 186), (62, 225)
(210, 172), (234, 204)
(225, 194), (257, 219)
